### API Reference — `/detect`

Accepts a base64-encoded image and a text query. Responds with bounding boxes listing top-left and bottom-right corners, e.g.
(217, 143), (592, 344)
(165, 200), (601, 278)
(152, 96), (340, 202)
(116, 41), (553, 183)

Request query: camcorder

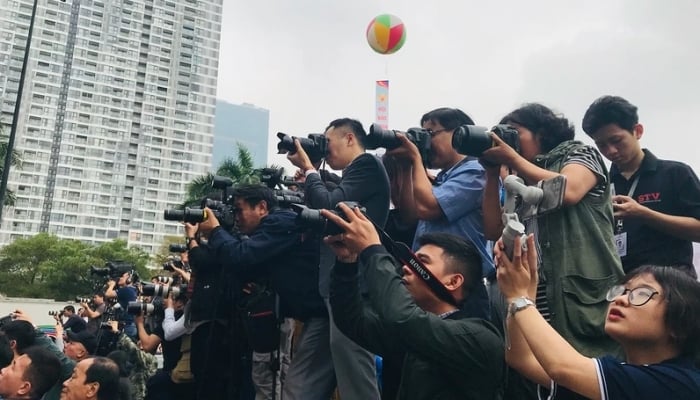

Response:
(364, 123), (432, 165)
(90, 261), (137, 281)
(163, 175), (237, 231)
(276, 132), (328, 164)
(293, 201), (366, 236)
(141, 283), (188, 299)
(169, 243), (188, 253)
(451, 124), (520, 157)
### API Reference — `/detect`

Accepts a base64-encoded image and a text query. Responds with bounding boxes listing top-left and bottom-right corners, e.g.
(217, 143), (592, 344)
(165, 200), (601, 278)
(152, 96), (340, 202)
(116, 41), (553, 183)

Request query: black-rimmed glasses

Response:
(606, 284), (659, 306)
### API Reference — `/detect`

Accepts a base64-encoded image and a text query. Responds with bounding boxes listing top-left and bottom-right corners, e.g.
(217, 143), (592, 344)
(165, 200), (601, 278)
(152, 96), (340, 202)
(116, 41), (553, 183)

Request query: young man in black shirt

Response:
(583, 95), (700, 276)
(58, 305), (87, 334)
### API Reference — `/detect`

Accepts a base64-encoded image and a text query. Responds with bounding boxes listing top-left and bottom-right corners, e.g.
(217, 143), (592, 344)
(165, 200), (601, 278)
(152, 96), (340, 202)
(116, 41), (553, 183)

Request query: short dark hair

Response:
(420, 107), (475, 130)
(232, 184), (278, 211)
(417, 232), (482, 303)
(22, 346), (62, 399)
(325, 118), (367, 147)
(500, 103), (575, 154)
(0, 333), (12, 368)
(64, 305), (76, 313)
(0, 320), (36, 353)
(582, 95), (639, 136)
(620, 265), (700, 357)
(85, 357), (121, 400)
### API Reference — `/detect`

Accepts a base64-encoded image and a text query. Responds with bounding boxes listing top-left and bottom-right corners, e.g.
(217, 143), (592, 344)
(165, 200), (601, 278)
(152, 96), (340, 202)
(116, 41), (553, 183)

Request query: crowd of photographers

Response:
(0, 95), (699, 400)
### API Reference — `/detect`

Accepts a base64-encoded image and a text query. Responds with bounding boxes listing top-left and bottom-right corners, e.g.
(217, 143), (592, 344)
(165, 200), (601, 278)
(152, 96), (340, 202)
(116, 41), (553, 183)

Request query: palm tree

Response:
(0, 125), (23, 207)
(181, 143), (260, 208)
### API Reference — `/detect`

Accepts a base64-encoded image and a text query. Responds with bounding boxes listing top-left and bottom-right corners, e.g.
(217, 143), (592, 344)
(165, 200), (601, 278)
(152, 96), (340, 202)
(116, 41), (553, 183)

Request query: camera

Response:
(162, 255), (183, 272)
(90, 261), (136, 280)
(154, 276), (174, 284)
(75, 297), (92, 304)
(169, 243), (188, 253)
(364, 123), (433, 163)
(293, 201), (366, 236)
(141, 283), (188, 298)
(451, 124), (520, 157)
(126, 301), (164, 316)
(48, 310), (63, 316)
(276, 132), (328, 164)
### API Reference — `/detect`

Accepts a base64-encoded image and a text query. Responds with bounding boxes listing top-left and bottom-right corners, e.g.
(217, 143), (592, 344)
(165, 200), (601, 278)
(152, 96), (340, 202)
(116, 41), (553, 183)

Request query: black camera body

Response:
(48, 310), (63, 316)
(169, 243), (188, 253)
(364, 123), (432, 164)
(294, 201), (366, 236)
(451, 124), (520, 157)
(276, 132), (327, 164)
(162, 255), (184, 272)
(90, 261), (136, 280)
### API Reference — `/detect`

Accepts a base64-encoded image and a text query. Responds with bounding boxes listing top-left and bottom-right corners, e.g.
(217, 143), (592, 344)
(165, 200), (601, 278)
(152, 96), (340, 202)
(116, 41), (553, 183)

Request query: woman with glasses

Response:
(495, 234), (700, 399)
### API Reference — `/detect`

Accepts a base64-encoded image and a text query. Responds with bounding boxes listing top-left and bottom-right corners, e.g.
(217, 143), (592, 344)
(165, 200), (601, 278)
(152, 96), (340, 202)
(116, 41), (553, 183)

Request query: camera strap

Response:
(373, 224), (458, 307)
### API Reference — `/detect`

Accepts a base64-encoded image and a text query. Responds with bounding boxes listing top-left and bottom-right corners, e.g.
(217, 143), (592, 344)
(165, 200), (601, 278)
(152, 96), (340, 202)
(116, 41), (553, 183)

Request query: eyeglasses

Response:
(428, 128), (451, 137)
(605, 284), (659, 306)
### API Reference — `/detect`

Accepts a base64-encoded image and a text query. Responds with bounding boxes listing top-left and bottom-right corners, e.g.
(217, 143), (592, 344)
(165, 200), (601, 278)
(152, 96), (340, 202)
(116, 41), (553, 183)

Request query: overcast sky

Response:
(216, 0), (700, 173)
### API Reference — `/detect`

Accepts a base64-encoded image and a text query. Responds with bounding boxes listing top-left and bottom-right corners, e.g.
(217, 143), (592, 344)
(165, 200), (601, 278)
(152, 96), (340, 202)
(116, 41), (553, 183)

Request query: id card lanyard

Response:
(614, 175), (640, 234)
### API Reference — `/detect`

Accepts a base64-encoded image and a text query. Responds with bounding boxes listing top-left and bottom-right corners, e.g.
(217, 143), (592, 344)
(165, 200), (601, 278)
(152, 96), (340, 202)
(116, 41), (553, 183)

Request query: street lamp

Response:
(0, 0), (40, 223)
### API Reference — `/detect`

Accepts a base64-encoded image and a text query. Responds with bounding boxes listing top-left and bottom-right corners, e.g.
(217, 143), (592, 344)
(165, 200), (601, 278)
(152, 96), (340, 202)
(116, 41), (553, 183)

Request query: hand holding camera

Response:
(287, 138), (315, 172)
(494, 234), (538, 302)
(321, 203), (381, 262)
(479, 131), (523, 168)
(197, 207), (221, 234)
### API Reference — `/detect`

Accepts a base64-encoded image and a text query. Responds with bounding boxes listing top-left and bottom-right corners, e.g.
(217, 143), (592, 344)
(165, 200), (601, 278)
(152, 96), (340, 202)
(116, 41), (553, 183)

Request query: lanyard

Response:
(614, 175), (640, 233)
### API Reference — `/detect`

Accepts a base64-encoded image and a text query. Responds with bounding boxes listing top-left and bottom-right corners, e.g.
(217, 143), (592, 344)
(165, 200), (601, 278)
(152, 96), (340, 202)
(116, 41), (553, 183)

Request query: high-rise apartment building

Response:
(0, 0), (223, 253)
(212, 100), (269, 169)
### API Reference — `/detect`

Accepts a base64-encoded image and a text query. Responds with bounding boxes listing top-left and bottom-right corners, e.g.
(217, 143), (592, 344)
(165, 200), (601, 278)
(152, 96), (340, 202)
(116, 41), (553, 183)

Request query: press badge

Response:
(614, 232), (627, 257)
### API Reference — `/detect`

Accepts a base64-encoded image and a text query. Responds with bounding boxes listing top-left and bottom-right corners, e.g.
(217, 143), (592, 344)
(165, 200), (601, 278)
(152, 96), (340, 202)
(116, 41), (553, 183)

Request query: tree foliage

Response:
(0, 233), (150, 300)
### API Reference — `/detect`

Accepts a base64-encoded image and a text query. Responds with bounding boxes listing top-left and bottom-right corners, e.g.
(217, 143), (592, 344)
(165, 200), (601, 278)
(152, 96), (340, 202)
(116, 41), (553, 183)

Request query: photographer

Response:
(56, 305), (87, 334)
(105, 271), (138, 340)
(192, 183), (326, 399)
(105, 320), (158, 400)
(81, 292), (107, 334)
(385, 107), (493, 320)
(324, 203), (504, 399)
(480, 103), (624, 357)
(286, 118), (389, 400)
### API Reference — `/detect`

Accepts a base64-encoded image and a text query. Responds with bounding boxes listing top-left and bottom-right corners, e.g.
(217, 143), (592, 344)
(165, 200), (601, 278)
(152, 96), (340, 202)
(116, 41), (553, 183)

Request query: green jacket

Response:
(533, 140), (624, 357)
(116, 332), (158, 400)
(330, 245), (504, 400)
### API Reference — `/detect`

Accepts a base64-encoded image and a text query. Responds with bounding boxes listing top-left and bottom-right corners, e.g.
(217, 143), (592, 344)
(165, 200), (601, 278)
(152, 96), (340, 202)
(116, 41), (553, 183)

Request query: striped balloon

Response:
(366, 14), (406, 55)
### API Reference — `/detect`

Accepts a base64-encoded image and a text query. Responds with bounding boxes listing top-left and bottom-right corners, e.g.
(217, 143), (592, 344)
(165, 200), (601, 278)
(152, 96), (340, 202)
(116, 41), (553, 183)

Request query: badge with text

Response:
(614, 232), (627, 257)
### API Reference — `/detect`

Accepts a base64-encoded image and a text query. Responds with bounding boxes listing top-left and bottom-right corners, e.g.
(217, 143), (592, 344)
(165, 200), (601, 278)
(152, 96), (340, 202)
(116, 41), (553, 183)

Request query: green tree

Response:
(0, 126), (24, 206)
(181, 143), (259, 207)
(0, 233), (150, 300)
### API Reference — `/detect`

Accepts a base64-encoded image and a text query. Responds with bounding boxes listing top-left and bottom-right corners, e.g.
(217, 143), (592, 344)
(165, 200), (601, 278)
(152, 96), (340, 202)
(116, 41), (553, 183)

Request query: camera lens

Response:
(451, 125), (493, 157)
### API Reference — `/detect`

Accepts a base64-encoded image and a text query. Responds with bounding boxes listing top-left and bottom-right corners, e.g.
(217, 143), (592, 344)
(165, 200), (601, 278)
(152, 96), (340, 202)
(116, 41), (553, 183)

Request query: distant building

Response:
(212, 100), (269, 169)
(0, 0), (223, 253)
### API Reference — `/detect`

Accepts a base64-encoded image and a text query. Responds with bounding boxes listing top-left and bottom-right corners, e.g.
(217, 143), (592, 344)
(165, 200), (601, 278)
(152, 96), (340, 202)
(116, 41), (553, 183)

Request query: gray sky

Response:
(216, 0), (700, 173)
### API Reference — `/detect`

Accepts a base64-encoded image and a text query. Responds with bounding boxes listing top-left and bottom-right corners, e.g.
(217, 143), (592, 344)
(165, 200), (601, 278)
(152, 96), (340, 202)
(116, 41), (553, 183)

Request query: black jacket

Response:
(330, 245), (505, 399)
(207, 209), (327, 320)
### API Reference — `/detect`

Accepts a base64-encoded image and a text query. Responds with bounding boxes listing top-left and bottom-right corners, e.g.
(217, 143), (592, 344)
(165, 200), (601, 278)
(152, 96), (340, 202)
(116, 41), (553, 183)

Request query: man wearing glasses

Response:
(385, 107), (492, 320)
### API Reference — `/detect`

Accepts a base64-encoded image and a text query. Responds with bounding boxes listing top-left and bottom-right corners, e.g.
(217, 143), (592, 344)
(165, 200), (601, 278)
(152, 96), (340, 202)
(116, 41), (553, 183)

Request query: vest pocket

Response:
(560, 274), (617, 338)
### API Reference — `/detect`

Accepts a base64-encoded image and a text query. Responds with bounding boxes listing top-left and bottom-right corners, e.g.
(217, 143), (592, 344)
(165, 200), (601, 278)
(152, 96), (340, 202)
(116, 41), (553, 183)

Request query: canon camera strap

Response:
(373, 223), (458, 307)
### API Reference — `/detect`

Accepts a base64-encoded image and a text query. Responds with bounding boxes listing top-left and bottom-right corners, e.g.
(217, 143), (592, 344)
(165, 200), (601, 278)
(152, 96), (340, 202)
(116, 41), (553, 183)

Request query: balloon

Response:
(366, 14), (406, 55)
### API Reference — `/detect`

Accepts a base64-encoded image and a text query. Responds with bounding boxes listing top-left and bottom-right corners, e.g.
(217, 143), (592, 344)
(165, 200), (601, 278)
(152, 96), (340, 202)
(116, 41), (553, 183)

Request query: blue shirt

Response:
(412, 157), (493, 277)
(541, 356), (700, 399)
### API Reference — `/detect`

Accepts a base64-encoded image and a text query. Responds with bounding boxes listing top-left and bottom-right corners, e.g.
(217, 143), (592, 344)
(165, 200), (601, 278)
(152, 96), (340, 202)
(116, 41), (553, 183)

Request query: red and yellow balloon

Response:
(366, 14), (406, 55)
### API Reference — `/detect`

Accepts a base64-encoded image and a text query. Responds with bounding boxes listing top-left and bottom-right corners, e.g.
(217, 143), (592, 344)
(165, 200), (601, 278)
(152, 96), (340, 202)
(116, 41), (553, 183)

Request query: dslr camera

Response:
(294, 201), (366, 236)
(162, 255), (184, 272)
(141, 283), (188, 298)
(48, 310), (63, 316)
(163, 176), (237, 231)
(364, 123), (432, 164)
(169, 243), (188, 253)
(126, 300), (164, 316)
(451, 124), (520, 157)
(90, 261), (137, 281)
(276, 132), (327, 164)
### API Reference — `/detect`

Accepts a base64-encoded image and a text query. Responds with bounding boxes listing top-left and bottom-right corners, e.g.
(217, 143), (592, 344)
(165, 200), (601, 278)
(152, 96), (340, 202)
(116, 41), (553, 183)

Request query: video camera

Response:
(364, 123), (432, 164)
(276, 132), (327, 164)
(451, 124), (520, 157)
(90, 261), (137, 281)
(293, 201), (366, 236)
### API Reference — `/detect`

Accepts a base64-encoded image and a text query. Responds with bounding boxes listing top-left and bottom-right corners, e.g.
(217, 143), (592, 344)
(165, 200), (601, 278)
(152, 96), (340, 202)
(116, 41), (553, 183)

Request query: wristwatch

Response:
(508, 297), (535, 317)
